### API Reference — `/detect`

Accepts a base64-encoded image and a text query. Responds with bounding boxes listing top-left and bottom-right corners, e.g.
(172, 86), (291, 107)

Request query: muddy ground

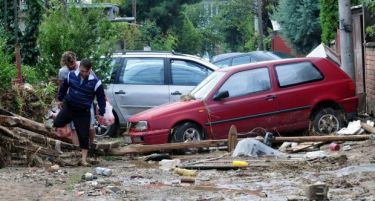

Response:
(0, 139), (374, 201)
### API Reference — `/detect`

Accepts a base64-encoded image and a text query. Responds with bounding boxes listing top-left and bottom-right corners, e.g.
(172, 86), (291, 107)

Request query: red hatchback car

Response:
(128, 58), (358, 144)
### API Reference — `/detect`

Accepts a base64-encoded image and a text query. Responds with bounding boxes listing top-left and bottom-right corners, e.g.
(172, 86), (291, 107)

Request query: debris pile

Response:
(0, 108), (78, 168)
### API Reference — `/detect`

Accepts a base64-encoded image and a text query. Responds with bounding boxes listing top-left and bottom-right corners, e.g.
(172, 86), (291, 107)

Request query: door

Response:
(168, 59), (214, 102)
(112, 58), (169, 121)
(206, 67), (278, 139)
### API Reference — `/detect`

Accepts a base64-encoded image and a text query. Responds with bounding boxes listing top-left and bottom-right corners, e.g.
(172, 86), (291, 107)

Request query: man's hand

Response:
(57, 101), (63, 109)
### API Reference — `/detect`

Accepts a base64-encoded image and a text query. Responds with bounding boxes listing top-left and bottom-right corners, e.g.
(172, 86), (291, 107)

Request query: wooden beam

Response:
(227, 125), (237, 152)
(271, 135), (372, 143)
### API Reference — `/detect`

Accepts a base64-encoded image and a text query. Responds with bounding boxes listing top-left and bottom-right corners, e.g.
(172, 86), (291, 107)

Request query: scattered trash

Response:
(82, 172), (97, 181)
(329, 143), (340, 151)
(144, 153), (171, 161)
(263, 132), (275, 146)
(159, 159), (181, 171)
(232, 160), (249, 167)
(342, 145), (352, 151)
(305, 182), (328, 201)
(279, 142), (292, 152)
(174, 168), (198, 177)
(303, 151), (328, 161)
(232, 138), (285, 157)
(95, 167), (112, 176)
(180, 176), (196, 183)
(337, 120), (361, 135)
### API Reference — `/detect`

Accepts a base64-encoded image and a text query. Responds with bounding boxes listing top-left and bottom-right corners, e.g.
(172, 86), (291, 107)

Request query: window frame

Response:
(215, 66), (272, 99)
(274, 61), (324, 88)
(118, 57), (166, 85)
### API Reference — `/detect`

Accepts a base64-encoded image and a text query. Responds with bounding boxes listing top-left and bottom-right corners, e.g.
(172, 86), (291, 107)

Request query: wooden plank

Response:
(227, 125), (238, 152)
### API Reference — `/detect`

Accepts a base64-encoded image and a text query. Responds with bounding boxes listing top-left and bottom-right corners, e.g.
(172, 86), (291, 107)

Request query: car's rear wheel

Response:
(172, 122), (203, 143)
(311, 108), (344, 135)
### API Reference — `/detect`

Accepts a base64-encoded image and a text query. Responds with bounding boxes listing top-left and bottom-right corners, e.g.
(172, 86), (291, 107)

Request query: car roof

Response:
(211, 51), (285, 63)
(111, 51), (218, 70)
(216, 57), (326, 73)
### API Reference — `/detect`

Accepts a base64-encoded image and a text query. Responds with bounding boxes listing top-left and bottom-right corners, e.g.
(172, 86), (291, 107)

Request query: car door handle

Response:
(114, 90), (126, 95)
(171, 91), (182, 95)
(265, 95), (276, 101)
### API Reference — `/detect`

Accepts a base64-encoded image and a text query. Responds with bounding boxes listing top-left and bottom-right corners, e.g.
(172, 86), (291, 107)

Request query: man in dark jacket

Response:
(54, 58), (106, 166)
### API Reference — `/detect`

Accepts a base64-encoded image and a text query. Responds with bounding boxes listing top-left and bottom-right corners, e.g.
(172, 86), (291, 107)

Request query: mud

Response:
(0, 140), (374, 201)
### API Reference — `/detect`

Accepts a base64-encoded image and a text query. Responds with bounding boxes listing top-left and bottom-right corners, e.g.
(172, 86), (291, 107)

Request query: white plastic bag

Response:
(102, 101), (115, 126)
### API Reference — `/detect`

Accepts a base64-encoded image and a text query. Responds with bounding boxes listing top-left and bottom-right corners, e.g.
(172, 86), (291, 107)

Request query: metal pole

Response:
(339, 0), (355, 80)
(14, 0), (23, 84)
(257, 0), (264, 50)
(132, 0), (136, 23)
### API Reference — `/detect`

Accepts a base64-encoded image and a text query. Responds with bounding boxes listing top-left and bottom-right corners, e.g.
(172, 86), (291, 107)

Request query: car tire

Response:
(171, 122), (203, 143)
(311, 108), (344, 135)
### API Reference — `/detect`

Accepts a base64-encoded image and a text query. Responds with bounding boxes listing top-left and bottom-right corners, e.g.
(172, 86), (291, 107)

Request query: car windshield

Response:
(190, 71), (226, 99)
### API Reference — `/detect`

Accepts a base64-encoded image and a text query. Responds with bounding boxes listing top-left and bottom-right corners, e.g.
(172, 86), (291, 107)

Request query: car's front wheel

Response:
(311, 108), (344, 135)
(171, 122), (203, 143)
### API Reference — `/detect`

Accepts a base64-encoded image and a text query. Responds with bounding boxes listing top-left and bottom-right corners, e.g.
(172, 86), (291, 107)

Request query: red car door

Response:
(205, 67), (279, 139)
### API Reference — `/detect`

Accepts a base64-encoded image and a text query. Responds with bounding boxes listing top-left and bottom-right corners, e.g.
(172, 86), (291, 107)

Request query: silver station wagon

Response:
(103, 51), (218, 136)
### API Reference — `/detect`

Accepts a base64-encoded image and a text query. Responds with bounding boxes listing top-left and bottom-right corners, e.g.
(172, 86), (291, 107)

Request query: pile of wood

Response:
(0, 108), (79, 168)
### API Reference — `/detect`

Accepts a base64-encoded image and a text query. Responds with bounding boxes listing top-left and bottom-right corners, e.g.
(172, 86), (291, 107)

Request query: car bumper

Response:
(130, 129), (170, 144)
(340, 96), (358, 113)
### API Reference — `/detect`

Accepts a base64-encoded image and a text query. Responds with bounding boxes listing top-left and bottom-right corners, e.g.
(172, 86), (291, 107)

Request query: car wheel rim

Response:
(318, 114), (339, 134)
(183, 128), (201, 142)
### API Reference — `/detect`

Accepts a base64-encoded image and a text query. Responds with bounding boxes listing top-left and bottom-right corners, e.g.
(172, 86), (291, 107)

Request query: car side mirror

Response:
(213, 91), (229, 101)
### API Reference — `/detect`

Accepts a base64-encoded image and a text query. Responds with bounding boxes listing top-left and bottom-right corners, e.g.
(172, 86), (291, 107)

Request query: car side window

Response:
(171, 60), (213, 86)
(275, 61), (323, 87)
(120, 58), (164, 85)
(232, 55), (251, 66)
(214, 59), (231, 68)
(217, 67), (271, 98)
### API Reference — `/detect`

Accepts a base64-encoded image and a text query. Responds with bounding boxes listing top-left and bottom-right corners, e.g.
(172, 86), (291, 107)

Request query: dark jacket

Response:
(58, 69), (106, 116)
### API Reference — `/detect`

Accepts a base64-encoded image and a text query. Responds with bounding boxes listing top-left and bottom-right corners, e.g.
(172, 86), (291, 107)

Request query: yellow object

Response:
(174, 168), (198, 177)
(232, 160), (249, 167)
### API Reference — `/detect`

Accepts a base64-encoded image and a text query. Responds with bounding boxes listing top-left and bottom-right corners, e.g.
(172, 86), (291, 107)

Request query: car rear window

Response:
(214, 59), (231, 68)
(275, 61), (323, 87)
(120, 58), (164, 85)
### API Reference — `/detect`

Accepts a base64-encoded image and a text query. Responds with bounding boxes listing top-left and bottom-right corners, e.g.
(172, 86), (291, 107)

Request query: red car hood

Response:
(129, 99), (203, 121)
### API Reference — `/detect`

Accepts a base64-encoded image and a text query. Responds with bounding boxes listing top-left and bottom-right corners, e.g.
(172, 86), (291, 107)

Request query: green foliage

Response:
(214, 0), (255, 52)
(273, 0), (321, 55)
(139, 20), (177, 51)
(20, 0), (44, 65)
(122, 0), (200, 33)
(38, 2), (120, 79)
(0, 26), (17, 90)
(362, 0), (375, 39)
(320, 0), (338, 44)
(174, 14), (203, 54)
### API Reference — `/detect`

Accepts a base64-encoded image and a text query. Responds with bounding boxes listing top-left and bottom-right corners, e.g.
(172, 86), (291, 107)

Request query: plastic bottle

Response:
(95, 167), (113, 176)
(232, 160), (249, 167)
(159, 159), (181, 171)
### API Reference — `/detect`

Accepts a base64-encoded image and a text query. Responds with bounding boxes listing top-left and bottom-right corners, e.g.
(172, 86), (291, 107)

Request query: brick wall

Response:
(365, 43), (375, 116)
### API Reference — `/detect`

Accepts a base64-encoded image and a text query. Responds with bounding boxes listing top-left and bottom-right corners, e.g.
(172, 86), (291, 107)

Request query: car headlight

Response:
(134, 121), (148, 131)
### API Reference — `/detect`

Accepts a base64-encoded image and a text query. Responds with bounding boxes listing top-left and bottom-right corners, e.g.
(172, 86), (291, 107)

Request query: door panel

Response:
(169, 59), (213, 102)
(206, 67), (278, 139)
(112, 58), (169, 121)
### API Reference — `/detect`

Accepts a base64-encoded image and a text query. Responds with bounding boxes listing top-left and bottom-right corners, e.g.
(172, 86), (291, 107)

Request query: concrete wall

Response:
(365, 42), (375, 115)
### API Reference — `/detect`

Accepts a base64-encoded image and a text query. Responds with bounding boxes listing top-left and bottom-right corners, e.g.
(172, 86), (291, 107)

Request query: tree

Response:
(37, 3), (120, 79)
(320, 0), (338, 44)
(20, 0), (44, 65)
(121, 0), (200, 33)
(174, 14), (202, 54)
(214, 0), (255, 52)
(273, 0), (321, 54)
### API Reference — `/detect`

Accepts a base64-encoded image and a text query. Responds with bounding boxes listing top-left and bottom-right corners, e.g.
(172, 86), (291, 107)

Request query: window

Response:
(217, 68), (271, 98)
(232, 56), (251, 66)
(171, 60), (213, 85)
(275, 62), (323, 87)
(214, 59), (231, 68)
(120, 58), (164, 85)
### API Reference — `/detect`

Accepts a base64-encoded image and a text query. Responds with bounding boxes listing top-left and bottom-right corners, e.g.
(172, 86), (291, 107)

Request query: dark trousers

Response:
(53, 101), (91, 149)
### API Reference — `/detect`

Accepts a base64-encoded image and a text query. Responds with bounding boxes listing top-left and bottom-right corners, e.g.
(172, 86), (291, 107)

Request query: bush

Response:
(0, 26), (17, 91)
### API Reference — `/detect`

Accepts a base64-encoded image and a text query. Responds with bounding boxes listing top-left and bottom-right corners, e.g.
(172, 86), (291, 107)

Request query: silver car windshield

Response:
(190, 71), (226, 99)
